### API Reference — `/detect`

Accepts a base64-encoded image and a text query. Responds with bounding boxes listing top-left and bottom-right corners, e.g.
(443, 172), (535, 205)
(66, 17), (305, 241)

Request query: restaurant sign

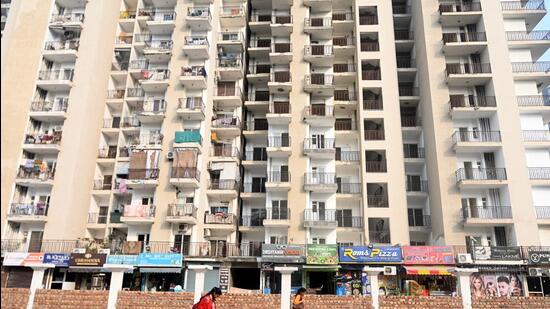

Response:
(69, 253), (107, 267)
(261, 244), (305, 262)
(339, 246), (402, 264)
(402, 246), (455, 265)
(526, 250), (550, 265)
(306, 245), (338, 265)
(43, 253), (71, 267)
(473, 246), (522, 261)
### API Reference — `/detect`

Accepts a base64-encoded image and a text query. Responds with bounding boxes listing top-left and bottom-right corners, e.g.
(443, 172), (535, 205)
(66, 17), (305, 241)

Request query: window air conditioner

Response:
(458, 253), (473, 264)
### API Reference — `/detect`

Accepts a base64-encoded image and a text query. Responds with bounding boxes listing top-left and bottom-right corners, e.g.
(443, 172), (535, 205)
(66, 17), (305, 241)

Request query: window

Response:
(368, 217), (391, 243)
(210, 205), (228, 214)
(270, 236), (287, 244)
(271, 200), (288, 219)
(312, 238), (326, 244)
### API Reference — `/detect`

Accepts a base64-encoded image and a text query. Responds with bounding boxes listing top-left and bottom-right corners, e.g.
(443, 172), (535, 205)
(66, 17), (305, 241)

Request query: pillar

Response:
(454, 268), (478, 309)
(188, 264), (213, 303)
(103, 264), (134, 309)
(274, 266), (297, 309)
(26, 264), (55, 309)
(363, 267), (384, 309)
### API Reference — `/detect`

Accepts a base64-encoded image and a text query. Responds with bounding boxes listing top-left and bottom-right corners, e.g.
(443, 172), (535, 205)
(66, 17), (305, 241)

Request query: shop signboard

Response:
(526, 250), (550, 265)
(137, 253), (182, 267)
(473, 246), (522, 261)
(69, 253), (107, 267)
(338, 246), (402, 264)
(219, 267), (230, 293)
(107, 255), (138, 265)
(43, 253), (71, 267)
(402, 246), (455, 265)
(306, 245), (338, 265)
(261, 244), (305, 262)
(3, 252), (44, 266)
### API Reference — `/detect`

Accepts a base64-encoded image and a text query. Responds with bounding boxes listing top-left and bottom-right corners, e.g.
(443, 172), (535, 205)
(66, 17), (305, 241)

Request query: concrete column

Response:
(188, 264), (213, 303)
(274, 266), (297, 309)
(26, 264), (55, 309)
(363, 267), (384, 309)
(103, 264), (134, 309)
(454, 268), (478, 309)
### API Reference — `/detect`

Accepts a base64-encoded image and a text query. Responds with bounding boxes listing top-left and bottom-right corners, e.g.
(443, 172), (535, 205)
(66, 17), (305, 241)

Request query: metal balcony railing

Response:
(249, 64), (271, 74)
(38, 69), (74, 81)
(240, 215), (266, 227)
(455, 168), (508, 181)
(265, 207), (290, 220)
(178, 97), (205, 111)
(138, 8), (176, 21)
(511, 61), (550, 73)
(129, 59), (149, 70)
(535, 207), (550, 219)
(9, 203), (48, 216)
(303, 138), (335, 151)
(446, 63), (492, 75)
(211, 145), (240, 158)
(242, 182), (266, 193)
(214, 86), (242, 97)
(268, 136), (291, 147)
(501, 0), (545, 11)
(443, 32), (487, 43)
(516, 95), (550, 106)
(141, 68), (170, 80)
(394, 30), (414, 40)
(528, 167), (550, 179)
(363, 98), (383, 110)
(273, 15), (292, 24)
(181, 66), (206, 77)
(268, 171), (290, 183)
(168, 203), (197, 218)
(98, 147), (116, 159)
(409, 214), (431, 227)
(304, 17), (332, 28)
(335, 90), (356, 101)
(119, 10), (136, 19)
(393, 5), (411, 14)
(332, 10), (353, 21)
(304, 105), (334, 117)
(212, 117), (240, 129)
(360, 41), (380, 52)
(522, 130), (550, 141)
(305, 45), (333, 56)
(367, 196), (388, 208)
(362, 69), (381, 80)
(401, 116), (422, 127)
(506, 30), (550, 41)
(271, 42), (292, 53)
(107, 89), (125, 99)
(249, 90), (270, 101)
(249, 38), (271, 48)
(450, 95), (497, 108)
(396, 58), (416, 69)
(365, 161), (387, 173)
(271, 71), (291, 83)
(336, 151), (360, 162)
(218, 57), (242, 69)
(337, 183), (361, 194)
(244, 149), (267, 161)
(187, 7), (210, 18)
(127, 87), (145, 98)
(17, 167), (55, 180)
(44, 39), (80, 51)
(334, 63), (356, 73)
(399, 86), (419, 96)
(205, 212), (235, 224)
(364, 130), (385, 140)
(220, 5), (244, 17)
(369, 231), (391, 244)
(403, 146), (425, 159)
(93, 179), (112, 190)
(209, 179), (239, 190)
(87, 212), (108, 224)
(250, 13), (271, 23)
(144, 40), (173, 51)
(439, 2), (482, 13)
(359, 15), (378, 25)
(304, 209), (338, 223)
(269, 101), (291, 114)
(24, 131), (62, 145)
(452, 130), (502, 143)
(135, 100), (167, 114)
(184, 36), (209, 46)
(406, 180), (429, 193)
(244, 119), (268, 131)
(304, 173), (337, 185)
(122, 204), (156, 218)
(128, 168), (159, 180)
(171, 167), (200, 181)
(333, 36), (355, 47)
(335, 119), (356, 131)
(305, 74), (334, 86)
(30, 99), (68, 112)
(462, 206), (513, 219)
(50, 13), (84, 23)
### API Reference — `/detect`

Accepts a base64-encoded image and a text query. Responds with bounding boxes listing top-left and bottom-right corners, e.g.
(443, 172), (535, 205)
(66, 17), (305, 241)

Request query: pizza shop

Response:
(303, 244), (339, 295)
(401, 246), (456, 296)
(260, 244), (305, 294)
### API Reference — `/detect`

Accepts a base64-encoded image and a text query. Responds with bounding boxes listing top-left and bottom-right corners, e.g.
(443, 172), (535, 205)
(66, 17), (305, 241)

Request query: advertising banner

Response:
(261, 244), (305, 262)
(137, 253), (182, 267)
(473, 246), (522, 261)
(3, 252), (44, 266)
(43, 253), (71, 267)
(526, 250), (550, 265)
(306, 245), (338, 265)
(338, 246), (402, 264)
(470, 273), (524, 298)
(219, 267), (230, 293)
(402, 246), (455, 265)
(107, 255), (138, 265)
(69, 253), (107, 267)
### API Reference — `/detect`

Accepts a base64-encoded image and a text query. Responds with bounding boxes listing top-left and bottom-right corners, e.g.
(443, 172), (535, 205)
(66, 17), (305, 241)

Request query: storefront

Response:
(525, 248), (550, 297)
(304, 244), (339, 295)
(260, 244), (305, 294)
(2, 252), (44, 288)
(68, 253), (109, 290)
(137, 253), (183, 291)
(401, 246), (456, 296)
(106, 255), (138, 290)
(43, 253), (73, 289)
(338, 245), (402, 296)
(184, 262), (221, 293)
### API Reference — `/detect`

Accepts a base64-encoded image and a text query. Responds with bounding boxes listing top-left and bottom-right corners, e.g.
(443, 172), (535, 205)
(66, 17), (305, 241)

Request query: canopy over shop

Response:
(401, 246), (456, 296)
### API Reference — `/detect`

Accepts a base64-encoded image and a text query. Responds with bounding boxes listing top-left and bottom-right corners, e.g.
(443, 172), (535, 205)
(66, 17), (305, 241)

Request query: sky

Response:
(537, 0), (550, 61)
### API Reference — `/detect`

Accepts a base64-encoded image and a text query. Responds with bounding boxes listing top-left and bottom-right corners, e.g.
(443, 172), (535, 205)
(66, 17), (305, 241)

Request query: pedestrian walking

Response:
(193, 287), (222, 309)
(292, 287), (306, 309)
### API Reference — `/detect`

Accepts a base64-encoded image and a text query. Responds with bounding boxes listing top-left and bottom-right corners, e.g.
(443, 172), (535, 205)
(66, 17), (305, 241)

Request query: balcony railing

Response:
(178, 97), (205, 111)
(462, 206), (513, 219)
(128, 168), (159, 180)
(127, 87), (145, 98)
(303, 138), (335, 151)
(220, 5), (244, 17)
(337, 183), (361, 194)
(205, 212), (235, 224)
(17, 167), (55, 181)
(38, 69), (74, 81)
(249, 64), (271, 74)
(394, 30), (414, 40)
(334, 63), (356, 73)
(184, 36), (209, 46)
(181, 66), (206, 77)
(332, 10), (353, 21)
(168, 203), (197, 218)
(268, 136), (291, 147)
(214, 86), (242, 97)
(393, 5), (411, 14)
(304, 17), (332, 28)
(144, 40), (173, 51)
(265, 207), (290, 220)
(123, 204), (156, 218)
(522, 130), (550, 141)
(501, 0), (546, 11)
(406, 180), (429, 193)
(44, 39), (80, 51)
(362, 69), (381, 80)
(359, 15), (378, 25)
(446, 63), (492, 75)
(360, 41), (380, 52)
(218, 57), (242, 69)
(211, 145), (240, 158)
(212, 116), (241, 129)
(450, 95), (497, 108)
(368, 196), (388, 208)
(87, 212), (108, 224)
(269, 101), (291, 114)
(135, 99), (167, 114)
(403, 146), (425, 159)
(116, 35), (134, 44)
(248, 90), (270, 101)
(139, 69), (170, 81)
(171, 167), (200, 181)
(452, 130), (502, 143)
(304, 105), (334, 117)
(304, 45), (333, 56)
(511, 61), (550, 73)
(93, 179), (112, 190)
(138, 9), (176, 21)
(363, 98), (383, 110)
(244, 119), (268, 131)
(209, 179), (239, 190)
(98, 147), (116, 159)
(250, 38), (271, 48)
(304, 173), (337, 185)
(271, 71), (291, 83)
(271, 42), (292, 53)
(364, 130), (385, 140)
(333, 36), (355, 47)
(528, 167), (550, 179)
(535, 207), (550, 219)
(336, 151), (360, 162)
(516, 95), (550, 106)
(335, 90), (356, 101)
(401, 117), (422, 127)
(30, 99), (69, 113)
(268, 171), (290, 183)
(443, 32), (487, 43)
(244, 149), (267, 161)
(409, 214), (431, 227)
(304, 209), (337, 223)
(369, 231), (391, 244)
(273, 15), (292, 24)
(187, 7), (210, 18)
(335, 119), (356, 131)
(506, 30), (550, 41)
(365, 161), (387, 173)
(9, 203), (48, 216)
(240, 215), (266, 227)
(455, 168), (507, 181)
(396, 58), (416, 69)
(50, 13), (84, 23)
(399, 86), (419, 96)
(305, 74), (334, 86)
(242, 182), (266, 193)
(439, 2), (482, 13)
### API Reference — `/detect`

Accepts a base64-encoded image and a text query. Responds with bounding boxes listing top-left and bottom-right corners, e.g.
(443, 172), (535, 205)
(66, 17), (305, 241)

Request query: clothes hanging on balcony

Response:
(141, 70), (153, 80)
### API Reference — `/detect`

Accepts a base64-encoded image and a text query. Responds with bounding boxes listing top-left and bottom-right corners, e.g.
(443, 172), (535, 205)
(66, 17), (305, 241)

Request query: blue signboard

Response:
(339, 246), (402, 264)
(107, 255), (138, 265)
(43, 253), (71, 267)
(137, 253), (182, 267)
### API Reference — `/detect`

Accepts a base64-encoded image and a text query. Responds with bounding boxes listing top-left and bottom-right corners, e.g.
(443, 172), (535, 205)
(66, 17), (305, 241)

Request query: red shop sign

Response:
(402, 246), (455, 265)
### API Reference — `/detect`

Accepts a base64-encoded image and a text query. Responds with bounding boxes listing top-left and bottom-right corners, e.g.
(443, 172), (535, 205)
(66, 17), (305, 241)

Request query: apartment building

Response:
(1, 0), (549, 296)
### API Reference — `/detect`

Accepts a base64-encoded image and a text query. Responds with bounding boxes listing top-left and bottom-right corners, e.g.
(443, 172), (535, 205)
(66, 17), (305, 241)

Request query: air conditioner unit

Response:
(178, 223), (189, 232)
(72, 248), (86, 254)
(458, 253), (473, 264)
(204, 228), (212, 237)
(166, 151), (174, 160)
(384, 266), (397, 276)
(98, 248), (110, 255)
(529, 268), (543, 277)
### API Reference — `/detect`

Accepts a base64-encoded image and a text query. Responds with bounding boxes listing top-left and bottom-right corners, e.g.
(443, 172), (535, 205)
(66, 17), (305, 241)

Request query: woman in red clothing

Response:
(193, 287), (222, 309)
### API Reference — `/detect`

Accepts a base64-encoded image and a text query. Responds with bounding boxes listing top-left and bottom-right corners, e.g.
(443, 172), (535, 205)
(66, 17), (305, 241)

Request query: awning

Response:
(302, 265), (340, 272)
(139, 267), (182, 273)
(405, 266), (453, 276)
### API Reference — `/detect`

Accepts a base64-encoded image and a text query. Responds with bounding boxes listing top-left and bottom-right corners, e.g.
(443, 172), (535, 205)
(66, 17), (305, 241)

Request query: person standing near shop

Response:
(193, 287), (222, 309)
(292, 288), (306, 309)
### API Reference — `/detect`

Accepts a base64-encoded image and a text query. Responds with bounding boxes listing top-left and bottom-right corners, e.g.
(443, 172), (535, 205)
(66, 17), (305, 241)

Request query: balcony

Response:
(442, 32), (487, 56)
(406, 180), (429, 195)
(211, 117), (241, 137)
(166, 203), (197, 224)
(364, 130), (385, 141)
(399, 86), (419, 99)
(174, 130), (202, 149)
(501, 1), (546, 30)
(511, 62), (550, 85)
(133, 99), (166, 123)
(304, 209), (338, 229)
(271, 15), (293, 36)
(207, 180), (239, 198)
(449, 95), (497, 119)
(523, 130), (550, 148)
(249, 38), (271, 57)
(304, 45), (334, 65)
(93, 178), (112, 192)
(211, 145), (240, 161)
(50, 12), (84, 27)
(393, 5), (411, 15)
(506, 31), (550, 59)
(243, 119), (268, 136)
(213, 86), (243, 107)
(142, 40), (173, 62)
(333, 36), (355, 57)
(270, 42), (292, 64)
(170, 167), (200, 188)
(528, 167), (550, 184)
(266, 171), (291, 191)
(439, 2), (482, 26)
(249, 13), (272, 34)
(401, 117), (422, 139)
(332, 11), (354, 33)
(535, 207), (550, 220)
(182, 36), (209, 59)
(403, 146), (425, 165)
(107, 89), (125, 101)
(363, 97), (383, 110)
(115, 34), (133, 47)
(138, 69), (170, 91)
(334, 63), (357, 85)
(304, 74), (335, 96)
(37, 69), (74, 91)
(138, 9), (176, 34)
(445, 63), (492, 86)
(368, 231), (391, 244)
(517, 95), (550, 115)
(120, 204), (156, 224)
(336, 151), (360, 165)
(240, 214), (266, 230)
(241, 182), (266, 200)
(408, 214), (431, 232)
(368, 196), (388, 208)
(179, 66), (207, 89)
(268, 71), (292, 93)
(462, 206), (513, 226)
(263, 207), (291, 227)
(336, 183), (362, 199)
(359, 14), (378, 25)
(361, 68), (381, 81)
(303, 138), (335, 158)
(87, 212), (108, 225)
(267, 136), (292, 157)
(219, 4), (246, 27)
(127, 168), (159, 188)
(247, 64), (271, 84)
(455, 168), (508, 189)
(267, 101), (291, 124)
(177, 97), (205, 120)
(185, 7), (211, 30)
(394, 30), (414, 52)
(304, 17), (333, 39)
(304, 173), (338, 192)
(43, 40), (79, 62)
(452, 131), (502, 153)
(360, 40), (380, 52)
(365, 161), (387, 173)
(22, 132), (62, 154)
(8, 203), (48, 223)
(217, 57), (243, 80)
(242, 149), (268, 164)
(127, 87), (145, 100)
(98, 147), (117, 160)
(303, 0), (332, 11)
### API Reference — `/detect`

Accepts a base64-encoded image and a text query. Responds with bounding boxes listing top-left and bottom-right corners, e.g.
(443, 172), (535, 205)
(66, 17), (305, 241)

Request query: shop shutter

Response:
(6, 268), (33, 288)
